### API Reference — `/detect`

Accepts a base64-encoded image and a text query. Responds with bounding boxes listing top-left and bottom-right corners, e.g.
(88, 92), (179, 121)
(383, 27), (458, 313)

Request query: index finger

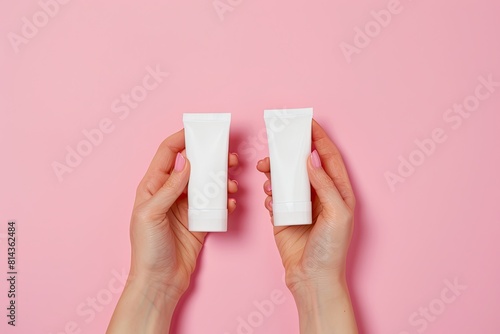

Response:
(312, 119), (356, 210)
(135, 129), (185, 205)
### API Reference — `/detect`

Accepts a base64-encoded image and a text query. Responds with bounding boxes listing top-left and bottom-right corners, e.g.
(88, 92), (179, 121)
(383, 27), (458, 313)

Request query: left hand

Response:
(256, 120), (356, 292)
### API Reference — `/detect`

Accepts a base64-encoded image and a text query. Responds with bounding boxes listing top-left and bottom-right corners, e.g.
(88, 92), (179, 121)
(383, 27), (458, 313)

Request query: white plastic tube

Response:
(264, 108), (313, 226)
(183, 113), (231, 232)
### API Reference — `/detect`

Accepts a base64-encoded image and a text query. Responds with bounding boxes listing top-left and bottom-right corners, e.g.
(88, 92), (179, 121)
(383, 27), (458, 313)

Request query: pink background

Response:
(1, 0), (500, 333)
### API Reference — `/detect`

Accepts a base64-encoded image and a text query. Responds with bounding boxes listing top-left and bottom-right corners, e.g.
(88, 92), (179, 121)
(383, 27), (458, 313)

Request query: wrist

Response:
(126, 270), (187, 305)
(285, 265), (347, 298)
(107, 272), (183, 334)
(287, 275), (358, 334)
(289, 275), (348, 309)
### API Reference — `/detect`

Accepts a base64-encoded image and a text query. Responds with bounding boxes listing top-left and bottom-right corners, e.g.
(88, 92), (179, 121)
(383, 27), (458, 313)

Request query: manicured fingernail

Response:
(265, 183), (272, 192)
(311, 150), (321, 168)
(174, 153), (185, 172)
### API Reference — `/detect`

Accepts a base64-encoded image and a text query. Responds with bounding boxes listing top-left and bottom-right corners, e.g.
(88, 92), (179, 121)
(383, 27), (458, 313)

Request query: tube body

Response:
(264, 108), (312, 226)
(183, 113), (231, 232)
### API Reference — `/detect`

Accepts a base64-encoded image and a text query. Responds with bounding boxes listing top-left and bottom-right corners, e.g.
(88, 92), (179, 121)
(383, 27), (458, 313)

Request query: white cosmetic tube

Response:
(183, 113), (231, 232)
(264, 108), (313, 226)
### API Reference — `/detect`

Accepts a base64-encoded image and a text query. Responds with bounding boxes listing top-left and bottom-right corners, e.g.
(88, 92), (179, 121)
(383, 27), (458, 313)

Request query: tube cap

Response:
(272, 201), (312, 226)
(188, 209), (227, 232)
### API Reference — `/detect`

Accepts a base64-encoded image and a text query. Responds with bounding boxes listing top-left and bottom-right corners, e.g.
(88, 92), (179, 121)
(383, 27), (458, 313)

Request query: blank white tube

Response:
(183, 113), (231, 232)
(264, 108), (313, 226)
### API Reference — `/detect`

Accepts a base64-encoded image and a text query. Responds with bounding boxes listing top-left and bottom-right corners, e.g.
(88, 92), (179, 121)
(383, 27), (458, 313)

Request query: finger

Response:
(307, 150), (345, 219)
(228, 179), (238, 194)
(228, 198), (237, 214)
(256, 157), (271, 179)
(263, 179), (272, 196)
(146, 153), (190, 219)
(265, 195), (273, 213)
(312, 120), (355, 210)
(229, 153), (239, 168)
(136, 129), (185, 205)
(256, 157), (270, 172)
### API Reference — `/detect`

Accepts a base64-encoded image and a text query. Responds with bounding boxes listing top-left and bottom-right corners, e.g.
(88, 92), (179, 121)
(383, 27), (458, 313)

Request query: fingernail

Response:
(174, 153), (185, 172)
(265, 183), (272, 192)
(232, 179), (238, 186)
(269, 200), (273, 208)
(232, 152), (239, 158)
(311, 150), (321, 168)
(230, 198), (237, 205)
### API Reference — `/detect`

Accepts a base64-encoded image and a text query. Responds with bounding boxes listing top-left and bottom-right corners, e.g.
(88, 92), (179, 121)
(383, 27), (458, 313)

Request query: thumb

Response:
(307, 150), (344, 217)
(148, 153), (190, 216)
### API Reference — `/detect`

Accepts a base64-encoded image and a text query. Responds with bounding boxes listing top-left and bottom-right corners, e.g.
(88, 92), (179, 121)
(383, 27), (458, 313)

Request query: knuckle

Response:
(349, 195), (357, 209)
(132, 205), (152, 223)
(162, 176), (176, 192)
(337, 206), (354, 227)
(315, 176), (335, 192)
(137, 179), (157, 196)
(159, 136), (172, 150)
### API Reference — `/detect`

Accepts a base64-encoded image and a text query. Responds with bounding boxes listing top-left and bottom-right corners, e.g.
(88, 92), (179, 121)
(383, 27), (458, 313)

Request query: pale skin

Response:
(107, 120), (358, 333)
(257, 119), (358, 333)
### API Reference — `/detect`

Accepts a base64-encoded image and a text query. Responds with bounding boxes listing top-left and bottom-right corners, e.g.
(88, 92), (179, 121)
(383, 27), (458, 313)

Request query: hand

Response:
(108, 129), (238, 334)
(257, 119), (358, 333)
(129, 129), (238, 296)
